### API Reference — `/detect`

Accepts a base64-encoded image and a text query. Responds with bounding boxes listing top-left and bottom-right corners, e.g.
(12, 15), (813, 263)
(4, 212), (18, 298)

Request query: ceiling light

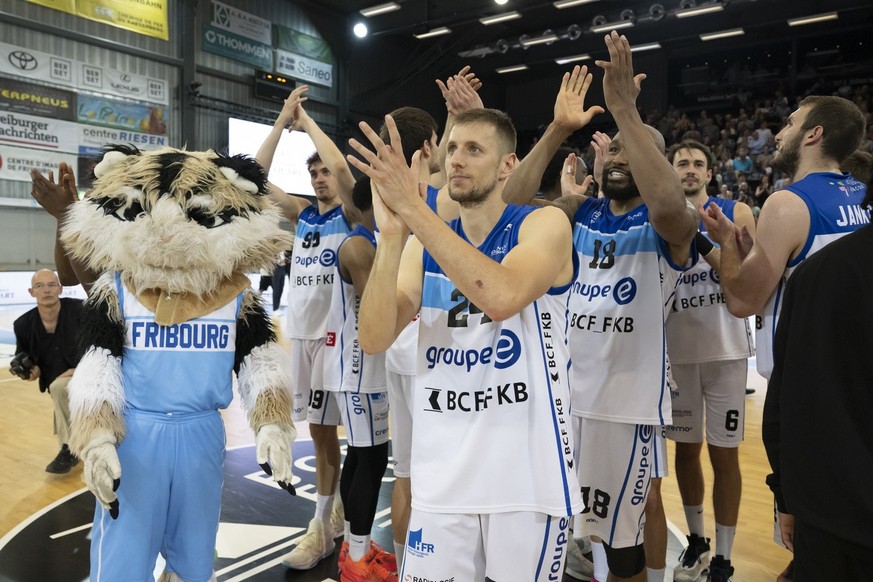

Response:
(496, 64), (529, 74)
(553, 0), (599, 8)
(495, 0), (509, 4)
(700, 28), (744, 41)
(414, 27), (452, 39)
(630, 42), (660, 52)
(676, 2), (724, 18)
(520, 31), (559, 47)
(480, 11), (521, 25)
(555, 53), (591, 65)
(359, 2), (401, 17)
(353, 22), (368, 38)
(591, 19), (634, 33)
(788, 12), (838, 26)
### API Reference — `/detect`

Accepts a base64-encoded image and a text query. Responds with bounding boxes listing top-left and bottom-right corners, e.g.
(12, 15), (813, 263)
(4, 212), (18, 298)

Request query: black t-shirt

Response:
(13, 297), (84, 392)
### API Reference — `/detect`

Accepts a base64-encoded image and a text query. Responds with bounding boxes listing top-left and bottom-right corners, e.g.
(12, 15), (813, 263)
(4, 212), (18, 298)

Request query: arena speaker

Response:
(254, 70), (296, 102)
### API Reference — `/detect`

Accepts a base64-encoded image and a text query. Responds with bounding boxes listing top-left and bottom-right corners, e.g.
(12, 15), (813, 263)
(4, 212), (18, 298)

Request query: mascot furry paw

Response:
(61, 145), (295, 582)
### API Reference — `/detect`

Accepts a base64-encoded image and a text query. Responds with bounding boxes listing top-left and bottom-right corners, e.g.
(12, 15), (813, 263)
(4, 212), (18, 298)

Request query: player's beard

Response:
(601, 168), (640, 202)
(448, 177), (498, 208)
(772, 132), (802, 178)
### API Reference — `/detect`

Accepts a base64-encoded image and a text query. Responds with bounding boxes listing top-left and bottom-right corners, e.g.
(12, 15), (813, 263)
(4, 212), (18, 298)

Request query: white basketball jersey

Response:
(286, 204), (351, 339)
(667, 197), (753, 364)
(756, 172), (868, 378)
(383, 185), (440, 375)
(570, 198), (691, 425)
(413, 205), (582, 516)
(385, 316), (419, 375)
(323, 226), (386, 393)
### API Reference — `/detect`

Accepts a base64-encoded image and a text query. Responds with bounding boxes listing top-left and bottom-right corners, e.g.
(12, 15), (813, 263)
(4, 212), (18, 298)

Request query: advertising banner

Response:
(275, 50), (332, 88)
(27, 0), (169, 40)
(211, 0), (272, 44)
(77, 94), (167, 135)
(0, 78), (76, 121)
(0, 111), (79, 152)
(0, 41), (169, 105)
(202, 25), (272, 70)
(76, 0), (169, 41)
(0, 144), (77, 183)
(275, 26), (332, 64)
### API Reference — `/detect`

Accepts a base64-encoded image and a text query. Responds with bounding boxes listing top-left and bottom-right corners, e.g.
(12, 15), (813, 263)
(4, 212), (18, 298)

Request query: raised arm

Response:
(256, 87), (313, 222)
(503, 65), (603, 205)
(700, 189), (808, 317)
(30, 164), (100, 292)
(436, 66), (483, 189)
(358, 201), (422, 354)
(292, 89), (360, 225)
(597, 32), (696, 257)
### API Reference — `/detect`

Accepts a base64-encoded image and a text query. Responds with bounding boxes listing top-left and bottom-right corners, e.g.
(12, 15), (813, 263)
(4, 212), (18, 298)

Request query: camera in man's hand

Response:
(9, 352), (35, 380)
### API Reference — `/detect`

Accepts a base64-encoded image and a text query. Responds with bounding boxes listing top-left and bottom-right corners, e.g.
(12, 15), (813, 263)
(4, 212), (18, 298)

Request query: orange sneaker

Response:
(337, 541), (349, 570)
(339, 545), (398, 582)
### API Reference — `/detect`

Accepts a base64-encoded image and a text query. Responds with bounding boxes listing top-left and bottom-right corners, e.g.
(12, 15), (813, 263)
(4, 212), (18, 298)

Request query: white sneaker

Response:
(282, 517), (336, 570)
(564, 536), (594, 580)
(674, 534), (711, 582)
(330, 494), (345, 536)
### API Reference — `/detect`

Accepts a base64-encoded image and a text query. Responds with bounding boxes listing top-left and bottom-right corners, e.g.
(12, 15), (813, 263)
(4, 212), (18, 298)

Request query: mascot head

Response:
(62, 145), (292, 296)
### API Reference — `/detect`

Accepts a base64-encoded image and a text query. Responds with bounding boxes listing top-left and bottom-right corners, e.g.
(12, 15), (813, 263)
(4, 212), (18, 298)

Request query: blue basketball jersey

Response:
(756, 172), (868, 378)
(115, 272), (240, 413)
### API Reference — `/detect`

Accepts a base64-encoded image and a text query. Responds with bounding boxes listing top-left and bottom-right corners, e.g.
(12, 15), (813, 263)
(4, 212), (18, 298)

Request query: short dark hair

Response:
(667, 139), (715, 170)
(352, 175), (372, 212)
(380, 107), (438, 165)
(451, 108), (517, 156)
(799, 95), (866, 164)
(306, 151), (322, 170)
(840, 150), (872, 186)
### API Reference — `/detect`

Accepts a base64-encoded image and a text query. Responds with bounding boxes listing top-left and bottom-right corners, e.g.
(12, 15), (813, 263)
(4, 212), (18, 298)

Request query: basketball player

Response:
(700, 93), (868, 582)
(507, 32), (698, 582)
(351, 107), (582, 580)
(666, 140), (756, 582)
(322, 177), (397, 579)
(256, 85), (360, 570)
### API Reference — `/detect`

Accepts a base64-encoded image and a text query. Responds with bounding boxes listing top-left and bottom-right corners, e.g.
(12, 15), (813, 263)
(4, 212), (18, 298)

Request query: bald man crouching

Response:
(12, 269), (84, 473)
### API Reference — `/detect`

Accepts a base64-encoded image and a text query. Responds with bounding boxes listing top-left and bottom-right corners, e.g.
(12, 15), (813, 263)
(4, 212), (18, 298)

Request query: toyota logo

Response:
(9, 51), (37, 71)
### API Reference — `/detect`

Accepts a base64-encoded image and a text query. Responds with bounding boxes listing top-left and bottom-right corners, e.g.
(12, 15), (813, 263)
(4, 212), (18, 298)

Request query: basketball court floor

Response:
(0, 302), (790, 581)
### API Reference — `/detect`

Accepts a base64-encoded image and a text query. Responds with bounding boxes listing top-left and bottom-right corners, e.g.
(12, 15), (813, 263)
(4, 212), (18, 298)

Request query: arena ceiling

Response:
(302, 0), (873, 83)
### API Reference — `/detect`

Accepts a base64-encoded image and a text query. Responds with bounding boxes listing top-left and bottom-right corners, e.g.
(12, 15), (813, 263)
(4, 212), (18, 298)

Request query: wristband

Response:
(695, 231), (715, 256)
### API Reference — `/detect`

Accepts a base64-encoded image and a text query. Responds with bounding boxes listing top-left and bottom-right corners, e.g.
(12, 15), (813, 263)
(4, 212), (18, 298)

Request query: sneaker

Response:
(338, 541), (349, 570)
(340, 546), (398, 582)
(282, 518), (336, 570)
(331, 495), (346, 537)
(673, 534), (711, 582)
(46, 445), (79, 474)
(565, 536), (594, 580)
(777, 560), (794, 582)
(706, 555), (734, 582)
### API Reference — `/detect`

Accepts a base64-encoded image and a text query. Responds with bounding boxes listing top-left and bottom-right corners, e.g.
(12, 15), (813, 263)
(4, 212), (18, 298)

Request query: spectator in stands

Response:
(732, 146), (754, 176)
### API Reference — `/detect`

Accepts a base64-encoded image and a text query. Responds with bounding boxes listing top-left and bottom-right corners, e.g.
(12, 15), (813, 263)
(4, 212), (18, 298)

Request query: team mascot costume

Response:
(61, 145), (297, 582)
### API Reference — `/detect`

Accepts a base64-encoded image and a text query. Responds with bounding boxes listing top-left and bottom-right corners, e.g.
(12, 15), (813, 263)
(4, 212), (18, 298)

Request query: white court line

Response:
(49, 522), (92, 539)
(0, 487), (89, 550)
(215, 536), (301, 578)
